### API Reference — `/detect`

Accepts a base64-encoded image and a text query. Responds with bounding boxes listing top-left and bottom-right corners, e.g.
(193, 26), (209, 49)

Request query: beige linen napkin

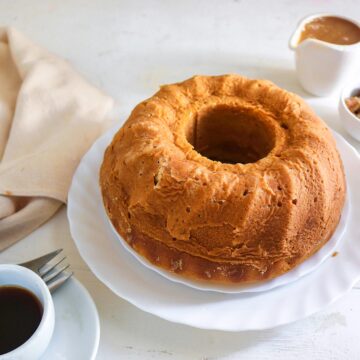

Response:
(0, 28), (114, 251)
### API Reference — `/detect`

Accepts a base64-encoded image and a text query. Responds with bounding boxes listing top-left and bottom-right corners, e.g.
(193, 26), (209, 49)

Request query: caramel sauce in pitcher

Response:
(298, 16), (360, 45)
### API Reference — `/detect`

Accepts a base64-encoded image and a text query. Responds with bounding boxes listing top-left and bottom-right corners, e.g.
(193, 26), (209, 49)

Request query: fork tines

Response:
(20, 249), (73, 293)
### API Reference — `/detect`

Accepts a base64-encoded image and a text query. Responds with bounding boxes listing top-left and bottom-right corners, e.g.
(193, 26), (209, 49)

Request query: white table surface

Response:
(1, 1), (360, 359)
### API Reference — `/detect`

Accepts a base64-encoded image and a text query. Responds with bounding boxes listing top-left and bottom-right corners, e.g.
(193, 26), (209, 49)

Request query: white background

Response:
(1, 0), (360, 359)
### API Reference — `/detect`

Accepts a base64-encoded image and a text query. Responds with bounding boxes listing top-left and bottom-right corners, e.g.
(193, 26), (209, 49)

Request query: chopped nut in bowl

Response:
(345, 92), (360, 118)
(339, 83), (360, 141)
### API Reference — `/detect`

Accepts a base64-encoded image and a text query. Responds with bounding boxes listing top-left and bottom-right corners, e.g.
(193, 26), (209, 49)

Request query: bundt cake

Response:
(100, 75), (346, 284)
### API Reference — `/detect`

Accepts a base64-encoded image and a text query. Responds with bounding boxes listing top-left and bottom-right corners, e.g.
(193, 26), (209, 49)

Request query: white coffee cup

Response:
(289, 13), (360, 97)
(0, 264), (55, 360)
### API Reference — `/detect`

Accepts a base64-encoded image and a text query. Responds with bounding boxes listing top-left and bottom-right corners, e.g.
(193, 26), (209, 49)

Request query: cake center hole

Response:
(185, 105), (275, 164)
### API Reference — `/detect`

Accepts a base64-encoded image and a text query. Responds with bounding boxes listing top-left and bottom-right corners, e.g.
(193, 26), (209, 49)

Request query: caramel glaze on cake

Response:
(100, 75), (346, 284)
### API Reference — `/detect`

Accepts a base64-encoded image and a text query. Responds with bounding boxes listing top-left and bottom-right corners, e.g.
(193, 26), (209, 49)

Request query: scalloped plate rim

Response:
(68, 125), (360, 331)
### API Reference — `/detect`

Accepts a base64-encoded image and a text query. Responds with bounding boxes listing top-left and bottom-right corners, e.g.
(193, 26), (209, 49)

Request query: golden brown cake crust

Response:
(100, 75), (346, 285)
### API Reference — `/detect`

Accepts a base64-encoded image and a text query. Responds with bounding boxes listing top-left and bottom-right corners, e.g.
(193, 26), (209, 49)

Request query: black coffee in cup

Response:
(0, 286), (43, 354)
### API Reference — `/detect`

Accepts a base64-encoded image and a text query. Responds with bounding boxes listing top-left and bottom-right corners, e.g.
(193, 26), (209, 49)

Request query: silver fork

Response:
(19, 249), (73, 293)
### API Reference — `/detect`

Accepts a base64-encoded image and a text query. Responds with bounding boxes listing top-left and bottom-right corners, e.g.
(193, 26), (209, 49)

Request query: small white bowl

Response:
(0, 264), (55, 360)
(339, 81), (360, 141)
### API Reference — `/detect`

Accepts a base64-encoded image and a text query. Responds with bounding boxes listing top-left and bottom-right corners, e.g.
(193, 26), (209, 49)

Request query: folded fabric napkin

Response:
(0, 28), (114, 251)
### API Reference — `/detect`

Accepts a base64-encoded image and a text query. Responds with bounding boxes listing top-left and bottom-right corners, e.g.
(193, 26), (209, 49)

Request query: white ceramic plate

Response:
(74, 124), (349, 294)
(40, 277), (100, 360)
(68, 126), (360, 331)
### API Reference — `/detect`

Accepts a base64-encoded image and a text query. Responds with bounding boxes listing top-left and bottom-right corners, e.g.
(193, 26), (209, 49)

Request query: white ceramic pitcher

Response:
(289, 14), (360, 97)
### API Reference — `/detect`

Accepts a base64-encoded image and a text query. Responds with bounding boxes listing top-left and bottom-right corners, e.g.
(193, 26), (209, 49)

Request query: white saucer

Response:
(68, 125), (360, 331)
(40, 277), (100, 360)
